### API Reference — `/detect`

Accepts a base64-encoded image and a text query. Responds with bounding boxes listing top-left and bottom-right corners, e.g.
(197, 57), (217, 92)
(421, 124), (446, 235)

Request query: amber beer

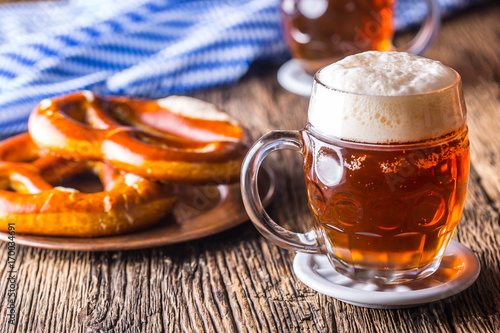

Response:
(303, 127), (469, 279)
(241, 51), (468, 284)
(281, 0), (395, 74)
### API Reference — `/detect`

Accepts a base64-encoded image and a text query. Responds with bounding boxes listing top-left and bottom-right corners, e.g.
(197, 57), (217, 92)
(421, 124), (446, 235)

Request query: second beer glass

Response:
(281, 0), (440, 74)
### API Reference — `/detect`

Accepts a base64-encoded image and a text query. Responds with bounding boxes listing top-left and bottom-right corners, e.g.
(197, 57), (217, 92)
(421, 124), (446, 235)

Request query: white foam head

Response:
(307, 51), (466, 143)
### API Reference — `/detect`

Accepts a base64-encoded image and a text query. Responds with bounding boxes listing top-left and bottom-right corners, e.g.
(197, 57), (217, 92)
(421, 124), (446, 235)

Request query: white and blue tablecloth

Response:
(0, 0), (491, 137)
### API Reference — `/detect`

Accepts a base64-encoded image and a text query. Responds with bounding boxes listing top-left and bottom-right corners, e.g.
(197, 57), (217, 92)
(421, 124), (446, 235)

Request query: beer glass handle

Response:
(241, 130), (321, 254)
(401, 0), (441, 55)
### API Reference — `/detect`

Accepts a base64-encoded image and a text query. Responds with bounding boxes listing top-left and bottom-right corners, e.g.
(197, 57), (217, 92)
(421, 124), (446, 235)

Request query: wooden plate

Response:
(0, 167), (276, 251)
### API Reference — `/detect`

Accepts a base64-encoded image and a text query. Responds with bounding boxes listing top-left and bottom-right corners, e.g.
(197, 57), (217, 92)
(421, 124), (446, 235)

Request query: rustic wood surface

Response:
(1, 3), (500, 332)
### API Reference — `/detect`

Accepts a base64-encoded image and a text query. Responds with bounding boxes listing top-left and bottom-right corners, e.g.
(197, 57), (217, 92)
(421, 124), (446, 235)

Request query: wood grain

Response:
(1, 3), (500, 332)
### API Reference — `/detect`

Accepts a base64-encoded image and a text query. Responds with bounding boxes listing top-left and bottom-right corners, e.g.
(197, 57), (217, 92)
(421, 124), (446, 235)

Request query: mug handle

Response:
(401, 0), (441, 55)
(241, 130), (321, 254)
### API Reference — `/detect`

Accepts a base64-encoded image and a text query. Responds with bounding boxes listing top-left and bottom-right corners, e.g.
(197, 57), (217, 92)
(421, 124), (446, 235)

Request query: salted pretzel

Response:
(28, 91), (251, 184)
(0, 133), (176, 237)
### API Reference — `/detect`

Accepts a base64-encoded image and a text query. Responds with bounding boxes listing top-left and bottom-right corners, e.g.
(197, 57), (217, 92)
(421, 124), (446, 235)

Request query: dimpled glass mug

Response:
(281, 0), (441, 75)
(241, 52), (469, 284)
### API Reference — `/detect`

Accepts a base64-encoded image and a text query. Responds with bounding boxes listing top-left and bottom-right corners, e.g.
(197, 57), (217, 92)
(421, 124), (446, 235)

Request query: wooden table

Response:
(1, 3), (500, 332)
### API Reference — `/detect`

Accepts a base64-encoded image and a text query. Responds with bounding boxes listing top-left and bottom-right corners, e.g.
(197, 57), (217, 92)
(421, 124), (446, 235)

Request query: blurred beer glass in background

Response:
(280, 0), (440, 75)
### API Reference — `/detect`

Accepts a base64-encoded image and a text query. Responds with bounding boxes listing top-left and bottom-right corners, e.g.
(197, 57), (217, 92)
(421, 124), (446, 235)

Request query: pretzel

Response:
(0, 133), (176, 237)
(0, 132), (86, 184)
(28, 91), (251, 184)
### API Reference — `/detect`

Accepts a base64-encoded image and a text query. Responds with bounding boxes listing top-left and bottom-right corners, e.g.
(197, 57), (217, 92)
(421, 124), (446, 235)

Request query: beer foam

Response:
(308, 52), (466, 143)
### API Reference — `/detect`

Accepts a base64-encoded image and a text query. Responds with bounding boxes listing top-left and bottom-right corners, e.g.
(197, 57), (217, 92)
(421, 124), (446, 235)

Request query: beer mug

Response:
(242, 52), (469, 284)
(281, 0), (441, 75)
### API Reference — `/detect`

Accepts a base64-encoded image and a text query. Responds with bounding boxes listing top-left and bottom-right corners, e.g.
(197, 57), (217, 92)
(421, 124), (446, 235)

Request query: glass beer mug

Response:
(242, 52), (469, 284)
(281, 0), (441, 75)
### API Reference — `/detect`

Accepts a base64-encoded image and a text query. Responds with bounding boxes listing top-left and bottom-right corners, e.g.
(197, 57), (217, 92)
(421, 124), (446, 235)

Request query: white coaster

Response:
(293, 240), (480, 309)
(277, 59), (314, 97)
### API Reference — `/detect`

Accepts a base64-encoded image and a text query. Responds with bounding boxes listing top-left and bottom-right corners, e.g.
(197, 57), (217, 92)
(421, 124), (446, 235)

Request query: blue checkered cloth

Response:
(0, 0), (491, 137)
